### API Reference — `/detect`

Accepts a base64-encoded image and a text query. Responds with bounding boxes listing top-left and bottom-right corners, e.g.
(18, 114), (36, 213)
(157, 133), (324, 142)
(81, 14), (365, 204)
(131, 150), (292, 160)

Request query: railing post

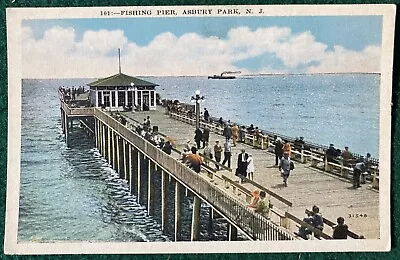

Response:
(137, 151), (142, 203)
(227, 223), (238, 241)
(301, 149), (305, 163)
(128, 144), (133, 191)
(324, 156), (330, 172)
(341, 162), (348, 178)
(107, 127), (111, 165)
(191, 195), (201, 241)
(175, 181), (182, 241)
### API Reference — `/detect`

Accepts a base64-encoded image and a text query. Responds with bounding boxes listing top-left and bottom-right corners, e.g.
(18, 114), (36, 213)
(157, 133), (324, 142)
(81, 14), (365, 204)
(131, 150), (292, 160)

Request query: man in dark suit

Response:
(237, 149), (249, 181)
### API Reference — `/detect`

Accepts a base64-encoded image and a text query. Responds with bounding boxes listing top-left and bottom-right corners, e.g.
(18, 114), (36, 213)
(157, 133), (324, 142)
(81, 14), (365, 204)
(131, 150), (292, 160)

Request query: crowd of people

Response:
(59, 86), (89, 102)
(107, 101), (372, 240)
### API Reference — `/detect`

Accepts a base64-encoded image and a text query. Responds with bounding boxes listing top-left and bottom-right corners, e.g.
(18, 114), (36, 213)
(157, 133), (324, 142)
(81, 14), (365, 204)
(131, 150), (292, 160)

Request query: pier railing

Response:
(60, 100), (94, 117)
(168, 111), (379, 189)
(94, 108), (296, 241)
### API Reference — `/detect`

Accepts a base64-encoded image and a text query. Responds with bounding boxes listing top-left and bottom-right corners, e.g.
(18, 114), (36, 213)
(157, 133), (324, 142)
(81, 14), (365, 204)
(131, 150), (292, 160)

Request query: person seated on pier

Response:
(231, 124), (239, 147)
(202, 127), (210, 148)
(223, 124), (232, 142)
(254, 127), (260, 143)
(296, 205), (324, 240)
(340, 146), (353, 167)
(283, 141), (291, 157)
(194, 128), (203, 150)
(203, 108), (210, 122)
(248, 190), (270, 217)
(332, 217), (348, 239)
(186, 153), (203, 173)
(274, 137), (284, 166)
(161, 141), (172, 155)
(120, 117), (127, 126)
(236, 149), (249, 183)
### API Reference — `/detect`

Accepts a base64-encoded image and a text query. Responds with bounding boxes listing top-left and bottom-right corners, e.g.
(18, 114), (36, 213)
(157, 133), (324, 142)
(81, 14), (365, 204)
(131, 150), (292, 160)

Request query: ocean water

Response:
(148, 74), (380, 157)
(18, 74), (380, 242)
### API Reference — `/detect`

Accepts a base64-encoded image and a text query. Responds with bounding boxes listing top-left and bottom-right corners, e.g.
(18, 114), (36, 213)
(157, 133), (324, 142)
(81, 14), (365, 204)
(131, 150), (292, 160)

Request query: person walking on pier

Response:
(202, 127), (210, 148)
(279, 152), (292, 187)
(223, 124), (232, 142)
(194, 128), (203, 150)
(236, 149), (249, 182)
(275, 137), (284, 166)
(203, 108), (210, 122)
(232, 124), (239, 146)
(239, 126), (246, 143)
(203, 142), (212, 166)
(247, 154), (254, 181)
(214, 140), (223, 170)
(283, 141), (291, 157)
(222, 140), (232, 168)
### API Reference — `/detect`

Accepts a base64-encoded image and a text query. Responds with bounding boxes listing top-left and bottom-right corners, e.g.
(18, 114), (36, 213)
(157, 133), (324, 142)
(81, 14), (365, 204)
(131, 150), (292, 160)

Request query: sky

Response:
(22, 15), (383, 78)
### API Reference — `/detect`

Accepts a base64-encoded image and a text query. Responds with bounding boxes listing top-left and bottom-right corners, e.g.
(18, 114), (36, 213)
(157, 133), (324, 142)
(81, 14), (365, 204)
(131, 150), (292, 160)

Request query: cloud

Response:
(21, 25), (381, 78)
(306, 45), (381, 73)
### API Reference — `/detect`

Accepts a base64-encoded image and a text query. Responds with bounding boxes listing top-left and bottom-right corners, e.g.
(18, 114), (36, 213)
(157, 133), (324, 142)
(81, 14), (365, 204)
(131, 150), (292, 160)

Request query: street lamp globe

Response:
(195, 90), (201, 95)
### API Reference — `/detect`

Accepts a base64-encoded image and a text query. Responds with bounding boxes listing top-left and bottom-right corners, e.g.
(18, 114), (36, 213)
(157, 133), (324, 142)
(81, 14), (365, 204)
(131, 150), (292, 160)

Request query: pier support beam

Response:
(174, 181), (182, 241)
(116, 135), (121, 175)
(227, 223), (238, 241)
(191, 195), (201, 241)
(94, 118), (98, 148)
(64, 115), (70, 147)
(137, 152), (142, 203)
(128, 144), (133, 191)
(107, 127), (111, 165)
(123, 139), (127, 179)
(161, 170), (168, 232)
(147, 160), (155, 215)
(112, 131), (116, 170)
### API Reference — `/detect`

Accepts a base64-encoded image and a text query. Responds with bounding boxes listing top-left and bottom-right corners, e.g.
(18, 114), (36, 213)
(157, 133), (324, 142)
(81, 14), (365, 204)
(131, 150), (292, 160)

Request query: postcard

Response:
(5, 4), (395, 254)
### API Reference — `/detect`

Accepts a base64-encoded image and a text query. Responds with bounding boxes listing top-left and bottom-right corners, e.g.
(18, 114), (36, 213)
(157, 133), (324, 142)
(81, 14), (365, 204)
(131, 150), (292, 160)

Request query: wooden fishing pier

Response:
(59, 91), (380, 241)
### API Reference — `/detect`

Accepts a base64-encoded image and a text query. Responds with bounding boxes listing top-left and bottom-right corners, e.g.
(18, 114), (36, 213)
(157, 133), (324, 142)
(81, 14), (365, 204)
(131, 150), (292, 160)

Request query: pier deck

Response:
(122, 108), (379, 239)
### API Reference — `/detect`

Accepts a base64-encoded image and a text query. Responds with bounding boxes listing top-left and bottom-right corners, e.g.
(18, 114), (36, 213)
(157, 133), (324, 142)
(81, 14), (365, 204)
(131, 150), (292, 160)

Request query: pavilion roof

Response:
(88, 73), (158, 87)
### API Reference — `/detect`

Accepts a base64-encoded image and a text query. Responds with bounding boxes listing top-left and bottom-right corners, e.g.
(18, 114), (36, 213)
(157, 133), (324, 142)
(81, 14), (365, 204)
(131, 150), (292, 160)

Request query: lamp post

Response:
(190, 90), (205, 129)
(130, 82), (136, 112)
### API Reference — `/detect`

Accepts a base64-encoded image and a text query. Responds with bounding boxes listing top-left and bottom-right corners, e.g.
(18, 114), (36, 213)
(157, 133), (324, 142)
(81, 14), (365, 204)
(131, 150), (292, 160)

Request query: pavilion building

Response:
(88, 72), (159, 111)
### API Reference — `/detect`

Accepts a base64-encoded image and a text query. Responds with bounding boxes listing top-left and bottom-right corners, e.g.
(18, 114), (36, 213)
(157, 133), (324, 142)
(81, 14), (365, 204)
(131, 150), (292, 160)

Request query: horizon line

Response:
(22, 71), (381, 80)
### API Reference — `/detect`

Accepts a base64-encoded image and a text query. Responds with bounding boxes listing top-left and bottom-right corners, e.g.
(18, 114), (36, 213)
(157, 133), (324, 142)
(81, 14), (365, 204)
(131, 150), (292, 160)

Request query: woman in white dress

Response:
(247, 154), (254, 180)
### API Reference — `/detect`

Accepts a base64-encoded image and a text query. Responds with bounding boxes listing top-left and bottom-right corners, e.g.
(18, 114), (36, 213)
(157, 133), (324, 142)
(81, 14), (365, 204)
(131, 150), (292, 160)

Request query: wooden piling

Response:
(174, 181), (182, 241)
(161, 170), (168, 232)
(191, 195), (201, 241)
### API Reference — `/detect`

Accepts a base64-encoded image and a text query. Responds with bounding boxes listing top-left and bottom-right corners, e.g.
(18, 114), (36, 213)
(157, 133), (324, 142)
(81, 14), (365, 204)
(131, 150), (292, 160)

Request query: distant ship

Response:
(208, 71), (241, 79)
